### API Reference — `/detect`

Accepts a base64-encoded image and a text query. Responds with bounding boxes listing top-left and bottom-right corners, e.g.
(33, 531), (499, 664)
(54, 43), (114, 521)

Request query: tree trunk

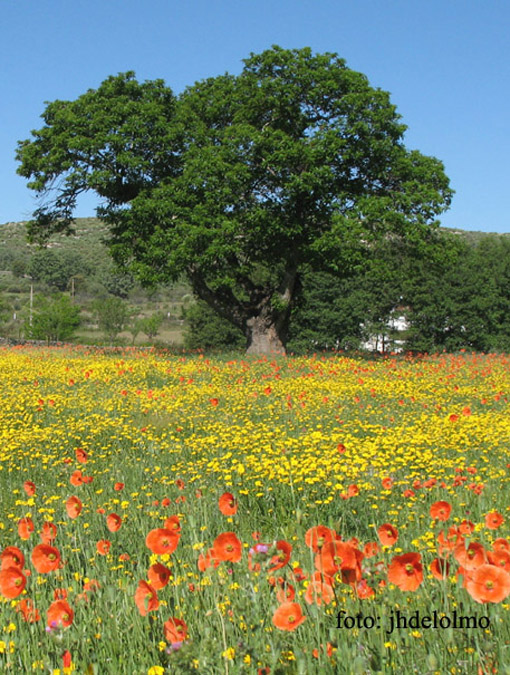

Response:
(245, 309), (288, 355)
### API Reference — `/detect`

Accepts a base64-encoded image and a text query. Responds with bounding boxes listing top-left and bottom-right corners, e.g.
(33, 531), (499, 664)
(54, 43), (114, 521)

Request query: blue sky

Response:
(2, 0), (509, 233)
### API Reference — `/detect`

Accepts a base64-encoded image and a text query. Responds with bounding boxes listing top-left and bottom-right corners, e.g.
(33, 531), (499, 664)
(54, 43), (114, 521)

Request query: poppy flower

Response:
(454, 542), (486, 570)
(387, 552), (423, 591)
(437, 527), (463, 556)
(96, 540), (111, 556)
(493, 538), (510, 553)
(148, 563), (172, 590)
(347, 484), (359, 497)
(430, 557), (450, 580)
(134, 580), (159, 616)
(41, 522), (58, 544)
(212, 532), (242, 563)
(314, 540), (356, 578)
(304, 579), (334, 606)
(31, 544), (61, 573)
(175, 479), (185, 490)
(46, 600), (74, 630)
(114, 482), (124, 491)
(146, 529), (180, 555)
(54, 588), (68, 600)
(268, 540), (292, 573)
(381, 477), (393, 490)
(276, 583), (296, 604)
(83, 578), (100, 592)
(377, 523), (398, 547)
(363, 541), (380, 558)
(23, 481), (36, 496)
(430, 501), (452, 521)
(423, 478), (437, 489)
(356, 579), (375, 599)
(485, 511), (504, 530)
(18, 517), (34, 540)
(106, 513), (122, 532)
(218, 492), (238, 516)
(75, 448), (88, 464)
(466, 564), (510, 604)
(164, 515), (181, 535)
(0, 567), (27, 598)
(305, 526), (335, 552)
(163, 617), (188, 643)
(1, 546), (25, 570)
(65, 496), (82, 519)
(198, 548), (220, 572)
(161, 497), (171, 507)
(16, 598), (40, 623)
(459, 520), (475, 535)
(487, 550), (510, 572)
(70, 470), (83, 487)
(272, 602), (306, 631)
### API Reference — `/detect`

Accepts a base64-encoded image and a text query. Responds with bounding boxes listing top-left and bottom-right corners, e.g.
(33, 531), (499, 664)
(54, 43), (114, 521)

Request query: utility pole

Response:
(29, 283), (33, 327)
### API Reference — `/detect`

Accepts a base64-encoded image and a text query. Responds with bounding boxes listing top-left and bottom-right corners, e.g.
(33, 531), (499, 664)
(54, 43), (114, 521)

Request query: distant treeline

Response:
(186, 232), (510, 354)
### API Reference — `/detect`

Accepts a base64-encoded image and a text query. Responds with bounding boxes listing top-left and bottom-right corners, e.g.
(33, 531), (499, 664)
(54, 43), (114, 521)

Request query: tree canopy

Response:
(16, 46), (453, 353)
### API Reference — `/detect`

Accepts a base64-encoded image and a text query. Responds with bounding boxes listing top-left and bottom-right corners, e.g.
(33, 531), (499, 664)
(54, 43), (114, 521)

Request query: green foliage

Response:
(92, 297), (130, 341)
(134, 313), (164, 340)
(27, 293), (80, 342)
(16, 47), (452, 353)
(27, 249), (90, 291)
(183, 300), (245, 351)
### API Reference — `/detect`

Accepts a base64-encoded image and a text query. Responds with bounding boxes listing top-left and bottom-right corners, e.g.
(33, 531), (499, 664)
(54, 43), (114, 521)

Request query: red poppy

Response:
(454, 542), (487, 570)
(175, 479), (185, 490)
(134, 580), (159, 616)
(381, 477), (393, 490)
(70, 470), (83, 487)
(164, 515), (181, 535)
(212, 532), (242, 563)
(314, 540), (356, 578)
(23, 481), (36, 496)
(485, 511), (504, 530)
(75, 448), (88, 464)
(16, 598), (40, 623)
(148, 563), (172, 589)
(437, 526), (463, 556)
(31, 544), (61, 573)
(218, 492), (238, 516)
(493, 538), (510, 553)
(487, 550), (510, 573)
(304, 526), (335, 553)
(268, 540), (292, 573)
(145, 529), (180, 555)
(363, 541), (380, 558)
(276, 583), (296, 604)
(430, 501), (452, 521)
(96, 540), (111, 556)
(356, 579), (375, 599)
(41, 522), (57, 544)
(47, 600), (74, 629)
(106, 513), (122, 532)
(209, 398), (219, 407)
(466, 564), (510, 604)
(163, 617), (189, 643)
(387, 552), (423, 591)
(0, 567), (27, 598)
(18, 517), (35, 540)
(377, 523), (398, 547)
(1, 546), (25, 570)
(430, 557), (450, 580)
(65, 496), (82, 519)
(459, 520), (475, 535)
(304, 578), (334, 606)
(114, 482), (125, 491)
(272, 602), (306, 631)
(198, 548), (220, 572)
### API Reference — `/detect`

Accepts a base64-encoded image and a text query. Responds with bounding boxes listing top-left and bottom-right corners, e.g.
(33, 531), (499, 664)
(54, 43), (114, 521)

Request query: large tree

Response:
(16, 46), (453, 353)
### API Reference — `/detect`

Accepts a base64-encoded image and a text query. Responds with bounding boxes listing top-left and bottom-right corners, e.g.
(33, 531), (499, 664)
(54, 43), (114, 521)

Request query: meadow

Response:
(1, 346), (510, 674)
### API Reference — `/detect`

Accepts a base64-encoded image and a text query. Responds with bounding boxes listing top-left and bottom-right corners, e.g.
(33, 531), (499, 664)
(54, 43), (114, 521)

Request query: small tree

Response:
(135, 313), (164, 340)
(93, 297), (130, 342)
(28, 294), (80, 342)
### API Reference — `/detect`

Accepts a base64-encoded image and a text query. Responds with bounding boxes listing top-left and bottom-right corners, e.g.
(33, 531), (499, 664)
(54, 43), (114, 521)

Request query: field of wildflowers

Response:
(1, 346), (510, 674)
